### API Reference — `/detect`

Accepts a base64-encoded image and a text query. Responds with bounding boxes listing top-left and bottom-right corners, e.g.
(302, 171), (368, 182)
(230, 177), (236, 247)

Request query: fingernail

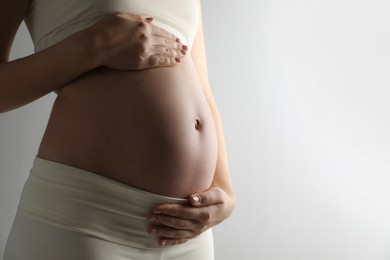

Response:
(148, 227), (158, 234)
(190, 194), (201, 205)
(160, 240), (167, 247)
(182, 45), (188, 51)
(145, 17), (153, 22)
(147, 215), (156, 221)
(175, 57), (181, 63)
(181, 50), (187, 55)
(176, 38), (181, 43)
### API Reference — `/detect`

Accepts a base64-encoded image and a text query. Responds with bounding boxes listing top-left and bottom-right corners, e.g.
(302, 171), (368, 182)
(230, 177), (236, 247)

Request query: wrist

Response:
(225, 190), (236, 218)
(210, 186), (236, 219)
(74, 26), (108, 69)
(210, 184), (236, 215)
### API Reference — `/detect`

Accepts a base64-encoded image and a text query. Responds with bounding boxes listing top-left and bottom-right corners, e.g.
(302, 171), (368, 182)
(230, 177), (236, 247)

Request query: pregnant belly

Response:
(38, 58), (218, 198)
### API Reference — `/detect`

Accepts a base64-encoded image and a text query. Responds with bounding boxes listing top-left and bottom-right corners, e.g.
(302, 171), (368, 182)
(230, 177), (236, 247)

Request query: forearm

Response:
(190, 1), (235, 209)
(209, 102), (236, 211)
(0, 29), (99, 113)
(201, 80), (236, 212)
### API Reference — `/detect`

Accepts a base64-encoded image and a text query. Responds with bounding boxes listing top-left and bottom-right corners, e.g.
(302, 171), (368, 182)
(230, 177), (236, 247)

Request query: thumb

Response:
(189, 187), (224, 207)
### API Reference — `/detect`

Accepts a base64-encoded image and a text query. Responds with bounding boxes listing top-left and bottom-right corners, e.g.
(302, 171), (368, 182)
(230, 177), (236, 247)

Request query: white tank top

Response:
(24, 0), (200, 52)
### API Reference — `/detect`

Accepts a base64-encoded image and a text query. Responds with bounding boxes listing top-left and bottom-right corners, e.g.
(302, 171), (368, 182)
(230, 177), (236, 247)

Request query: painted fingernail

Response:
(145, 17), (153, 22)
(147, 215), (156, 221)
(148, 227), (158, 234)
(181, 50), (187, 55)
(176, 38), (181, 43)
(175, 57), (181, 63)
(182, 45), (188, 51)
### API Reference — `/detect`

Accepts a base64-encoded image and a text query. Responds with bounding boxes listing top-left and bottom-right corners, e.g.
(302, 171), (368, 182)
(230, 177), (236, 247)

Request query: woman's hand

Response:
(88, 12), (187, 70)
(146, 187), (236, 247)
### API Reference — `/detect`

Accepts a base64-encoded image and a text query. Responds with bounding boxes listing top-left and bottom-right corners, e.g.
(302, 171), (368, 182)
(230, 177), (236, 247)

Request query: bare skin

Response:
(148, 3), (236, 245)
(38, 56), (218, 198)
(0, 0), (235, 247)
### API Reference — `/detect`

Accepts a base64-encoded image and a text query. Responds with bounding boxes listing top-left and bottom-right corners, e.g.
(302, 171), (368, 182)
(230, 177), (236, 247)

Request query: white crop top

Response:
(24, 0), (200, 52)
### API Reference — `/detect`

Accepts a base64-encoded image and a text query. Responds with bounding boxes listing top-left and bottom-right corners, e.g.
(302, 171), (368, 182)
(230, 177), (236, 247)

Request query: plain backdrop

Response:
(1, 0), (390, 259)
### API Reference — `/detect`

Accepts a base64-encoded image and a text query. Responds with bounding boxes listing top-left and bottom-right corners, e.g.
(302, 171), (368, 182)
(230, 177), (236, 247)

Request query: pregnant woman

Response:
(1, 0), (235, 259)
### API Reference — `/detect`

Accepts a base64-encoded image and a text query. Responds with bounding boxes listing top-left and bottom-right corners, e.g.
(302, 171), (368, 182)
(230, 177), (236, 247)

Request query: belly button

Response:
(195, 118), (201, 130)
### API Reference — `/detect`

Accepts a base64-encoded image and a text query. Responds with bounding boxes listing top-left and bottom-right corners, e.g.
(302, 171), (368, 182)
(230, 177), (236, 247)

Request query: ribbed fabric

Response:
(23, 0), (199, 52)
(18, 156), (189, 248)
(3, 157), (214, 260)
(4, 156), (214, 259)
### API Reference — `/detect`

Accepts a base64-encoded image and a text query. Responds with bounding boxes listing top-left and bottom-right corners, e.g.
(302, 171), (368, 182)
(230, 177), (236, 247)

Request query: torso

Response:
(24, 0), (217, 198)
(38, 57), (218, 198)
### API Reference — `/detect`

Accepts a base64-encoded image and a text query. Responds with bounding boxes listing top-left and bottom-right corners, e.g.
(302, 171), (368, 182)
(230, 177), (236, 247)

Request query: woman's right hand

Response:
(88, 12), (187, 71)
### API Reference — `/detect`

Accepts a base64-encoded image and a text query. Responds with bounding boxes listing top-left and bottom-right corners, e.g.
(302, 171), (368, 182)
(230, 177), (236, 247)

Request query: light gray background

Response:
(1, 0), (390, 259)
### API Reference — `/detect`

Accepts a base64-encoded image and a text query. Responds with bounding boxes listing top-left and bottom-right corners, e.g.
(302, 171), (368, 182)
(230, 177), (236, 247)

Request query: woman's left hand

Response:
(146, 187), (235, 247)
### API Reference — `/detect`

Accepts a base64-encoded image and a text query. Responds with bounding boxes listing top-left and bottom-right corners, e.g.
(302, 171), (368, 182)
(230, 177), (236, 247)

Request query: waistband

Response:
(18, 156), (188, 248)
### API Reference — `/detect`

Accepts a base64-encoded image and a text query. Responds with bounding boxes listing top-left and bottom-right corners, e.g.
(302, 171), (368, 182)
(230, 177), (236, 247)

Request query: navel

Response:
(194, 118), (202, 131)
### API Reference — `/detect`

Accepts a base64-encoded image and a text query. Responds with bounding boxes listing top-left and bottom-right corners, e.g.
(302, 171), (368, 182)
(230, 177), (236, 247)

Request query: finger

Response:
(150, 39), (187, 61)
(189, 187), (226, 207)
(158, 237), (190, 247)
(149, 45), (186, 60)
(152, 204), (217, 226)
(148, 225), (195, 239)
(152, 204), (197, 219)
(148, 213), (197, 230)
(151, 36), (182, 50)
(128, 13), (144, 21)
(146, 54), (181, 68)
(150, 24), (180, 42)
(152, 36), (188, 53)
